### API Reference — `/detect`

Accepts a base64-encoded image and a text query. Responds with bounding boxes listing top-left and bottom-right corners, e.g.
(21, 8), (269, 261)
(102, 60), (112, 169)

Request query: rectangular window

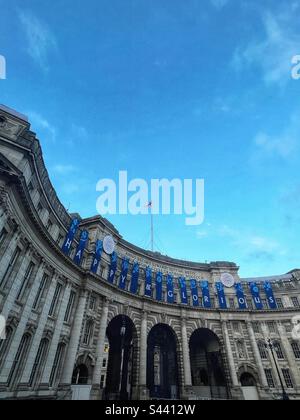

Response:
(291, 342), (300, 359)
(0, 227), (7, 246)
(276, 298), (284, 309)
(49, 344), (65, 388)
(267, 321), (277, 334)
(32, 274), (49, 310)
(89, 295), (96, 310)
(7, 334), (31, 387)
(16, 262), (35, 301)
(282, 369), (294, 389)
(265, 369), (275, 388)
(100, 374), (105, 389)
(291, 297), (300, 308)
(64, 291), (76, 323)
(57, 234), (63, 246)
(252, 322), (260, 333)
(274, 342), (284, 360)
(102, 358), (107, 368)
(48, 283), (62, 317)
(0, 247), (21, 289)
(46, 219), (53, 232)
(232, 322), (240, 332)
(83, 321), (94, 345)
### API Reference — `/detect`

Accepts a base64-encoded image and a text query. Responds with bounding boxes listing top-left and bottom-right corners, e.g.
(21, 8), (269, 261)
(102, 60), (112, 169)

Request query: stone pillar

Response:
(60, 288), (88, 386)
(90, 298), (109, 400)
(181, 318), (192, 390)
(247, 321), (268, 388)
(277, 322), (300, 388)
(139, 310), (148, 400)
(221, 321), (239, 387)
(0, 208), (9, 232)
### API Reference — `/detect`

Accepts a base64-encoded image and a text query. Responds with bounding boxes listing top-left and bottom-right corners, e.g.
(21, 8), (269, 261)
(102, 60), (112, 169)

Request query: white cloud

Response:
(52, 164), (77, 175)
(232, 6), (300, 85)
(27, 111), (56, 142)
(18, 10), (57, 70)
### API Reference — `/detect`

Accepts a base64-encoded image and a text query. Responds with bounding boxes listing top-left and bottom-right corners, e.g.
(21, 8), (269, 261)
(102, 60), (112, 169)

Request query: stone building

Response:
(0, 105), (300, 400)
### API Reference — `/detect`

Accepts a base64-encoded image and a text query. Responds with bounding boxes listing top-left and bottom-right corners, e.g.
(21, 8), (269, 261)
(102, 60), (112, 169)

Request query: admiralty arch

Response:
(0, 105), (300, 400)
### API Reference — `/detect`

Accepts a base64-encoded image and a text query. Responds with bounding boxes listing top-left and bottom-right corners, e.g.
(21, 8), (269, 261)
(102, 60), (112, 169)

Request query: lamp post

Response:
(265, 339), (289, 401)
(119, 317), (127, 400)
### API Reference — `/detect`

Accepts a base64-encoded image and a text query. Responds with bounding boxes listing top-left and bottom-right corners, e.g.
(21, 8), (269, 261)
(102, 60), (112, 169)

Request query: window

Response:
(46, 219), (53, 232)
(274, 342), (284, 360)
(48, 283), (62, 317)
(104, 344), (109, 353)
(252, 322), (260, 333)
(57, 234), (63, 246)
(258, 342), (268, 360)
(89, 295), (96, 311)
(282, 369), (294, 389)
(291, 297), (300, 308)
(100, 374), (105, 389)
(247, 299), (253, 310)
(28, 182), (34, 193)
(267, 321), (277, 334)
(64, 291), (76, 323)
(0, 247), (21, 289)
(232, 322), (240, 332)
(32, 274), (48, 310)
(229, 298), (235, 309)
(291, 342), (300, 359)
(83, 321), (94, 345)
(0, 326), (13, 366)
(102, 358), (107, 368)
(0, 227), (7, 246)
(49, 343), (66, 388)
(276, 298), (284, 309)
(8, 333), (31, 388)
(265, 369), (275, 388)
(29, 338), (49, 387)
(37, 202), (43, 214)
(16, 262), (35, 301)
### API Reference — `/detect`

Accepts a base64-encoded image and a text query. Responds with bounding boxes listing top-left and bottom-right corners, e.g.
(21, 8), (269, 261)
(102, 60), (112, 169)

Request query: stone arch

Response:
(72, 352), (95, 385)
(238, 364), (260, 386)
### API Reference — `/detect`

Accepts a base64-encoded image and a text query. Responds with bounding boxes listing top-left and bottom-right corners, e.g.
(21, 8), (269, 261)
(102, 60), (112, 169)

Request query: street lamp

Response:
(265, 339), (289, 401)
(119, 317), (127, 400)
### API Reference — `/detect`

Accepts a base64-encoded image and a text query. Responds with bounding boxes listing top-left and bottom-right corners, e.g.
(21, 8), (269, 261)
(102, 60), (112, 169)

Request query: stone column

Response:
(181, 318), (192, 388)
(60, 288), (88, 386)
(221, 321), (239, 387)
(0, 208), (9, 232)
(139, 310), (148, 400)
(247, 321), (268, 388)
(277, 322), (300, 388)
(90, 298), (109, 400)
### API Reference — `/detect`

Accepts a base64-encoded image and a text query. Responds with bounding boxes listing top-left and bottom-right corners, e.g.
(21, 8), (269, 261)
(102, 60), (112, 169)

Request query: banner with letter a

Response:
(73, 230), (89, 266)
(235, 283), (247, 309)
(179, 277), (188, 304)
(264, 281), (277, 309)
(216, 282), (228, 309)
(108, 252), (118, 283)
(119, 258), (129, 290)
(145, 266), (152, 297)
(201, 281), (211, 308)
(190, 279), (199, 307)
(91, 240), (103, 274)
(167, 274), (174, 304)
(130, 262), (140, 294)
(250, 282), (263, 310)
(62, 218), (79, 255)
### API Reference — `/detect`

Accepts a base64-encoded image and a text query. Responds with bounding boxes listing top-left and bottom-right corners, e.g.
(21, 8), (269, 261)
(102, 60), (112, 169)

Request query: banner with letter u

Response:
(250, 282), (263, 310)
(156, 272), (163, 301)
(119, 258), (129, 290)
(179, 277), (188, 304)
(108, 252), (118, 283)
(62, 218), (79, 255)
(201, 281), (211, 308)
(73, 230), (89, 266)
(91, 240), (103, 274)
(264, 281), (277, 309)
(216, 282), (227, 309)
(145, 266), (152, 297)
(235, 283), (247, 309)
(166, 274), (174, 304)
(190, 279), (199, 307)
(130, 262), (140, 294)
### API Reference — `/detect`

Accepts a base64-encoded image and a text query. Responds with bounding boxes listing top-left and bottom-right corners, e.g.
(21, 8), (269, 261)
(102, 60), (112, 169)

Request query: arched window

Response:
(29, 338), (50, 387)
(72, 364), (89, 385)
(291, 342), (300, 359)
(258, 341), (268, 360)
(7, 333), (31, 388)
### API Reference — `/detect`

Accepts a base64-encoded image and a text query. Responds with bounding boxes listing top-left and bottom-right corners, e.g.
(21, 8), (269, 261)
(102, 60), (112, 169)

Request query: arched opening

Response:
(189, 328), (228, 399)
(72, 364), (89, 385)
(104, 315), (137, 400)
(239, 369), (259, 400)
(147, 324), (179, 399)
(240, 372), (257, 387)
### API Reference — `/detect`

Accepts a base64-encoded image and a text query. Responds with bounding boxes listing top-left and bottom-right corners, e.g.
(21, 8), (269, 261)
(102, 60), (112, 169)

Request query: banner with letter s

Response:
(130, 262), (140, 294)
(190, 279), (199, 307)
(108, 252), (118, 283)
(201, 281), (211, 308)
(166, 274), (174, 304)
(73, 230), (89, 266)
(250, 282), (263, 310)
(179, 277), (188, 304)
(145, 266), (152, 297)
(62, 218), (79, 255)
(91, 240), (103, 274)
(235, 283), (247, 309)
(216, 282), (228, 309)
(264, 281), (277, 309)
(119, 258), (129, 290)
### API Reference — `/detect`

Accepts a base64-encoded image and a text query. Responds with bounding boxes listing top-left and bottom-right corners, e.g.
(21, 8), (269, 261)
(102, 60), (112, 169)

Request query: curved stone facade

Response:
(0, 105), (300, 400)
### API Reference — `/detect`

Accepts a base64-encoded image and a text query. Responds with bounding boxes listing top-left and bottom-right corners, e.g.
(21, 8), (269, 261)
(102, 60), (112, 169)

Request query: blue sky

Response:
(1, 0), (300, 277)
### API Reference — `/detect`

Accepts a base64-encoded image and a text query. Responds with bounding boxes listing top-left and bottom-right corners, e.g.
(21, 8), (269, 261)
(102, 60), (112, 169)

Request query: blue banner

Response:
(216, 282), (228, 309)
(73, 230), (89, 266)
(250, 282), (263, 310)
(145, 266), (152, 297)
(264, 282), (277, 309)
(156, 272), (163, 301)
(166, 274), (174, 304)
(179, 277), (188, 304)
(190, 279), (199, 307)
(130, 262), (140, 294)
(201, 281), (211, 308)
(108, 252), (118, 283)
(119, 258), (129, 290)
(90, 240), (103, 274)
(62, 219), (80, 255)
(235, 283), (247, 310)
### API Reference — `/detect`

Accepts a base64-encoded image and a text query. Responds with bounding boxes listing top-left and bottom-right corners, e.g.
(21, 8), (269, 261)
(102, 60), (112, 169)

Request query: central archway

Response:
(147, 324), (180, 399)
(104, 315), (138, 400)
(189, 328), (228, 399)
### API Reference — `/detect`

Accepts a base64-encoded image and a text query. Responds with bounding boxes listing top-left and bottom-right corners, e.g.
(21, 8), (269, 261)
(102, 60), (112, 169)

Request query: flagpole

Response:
(151, 210), (154, 253)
